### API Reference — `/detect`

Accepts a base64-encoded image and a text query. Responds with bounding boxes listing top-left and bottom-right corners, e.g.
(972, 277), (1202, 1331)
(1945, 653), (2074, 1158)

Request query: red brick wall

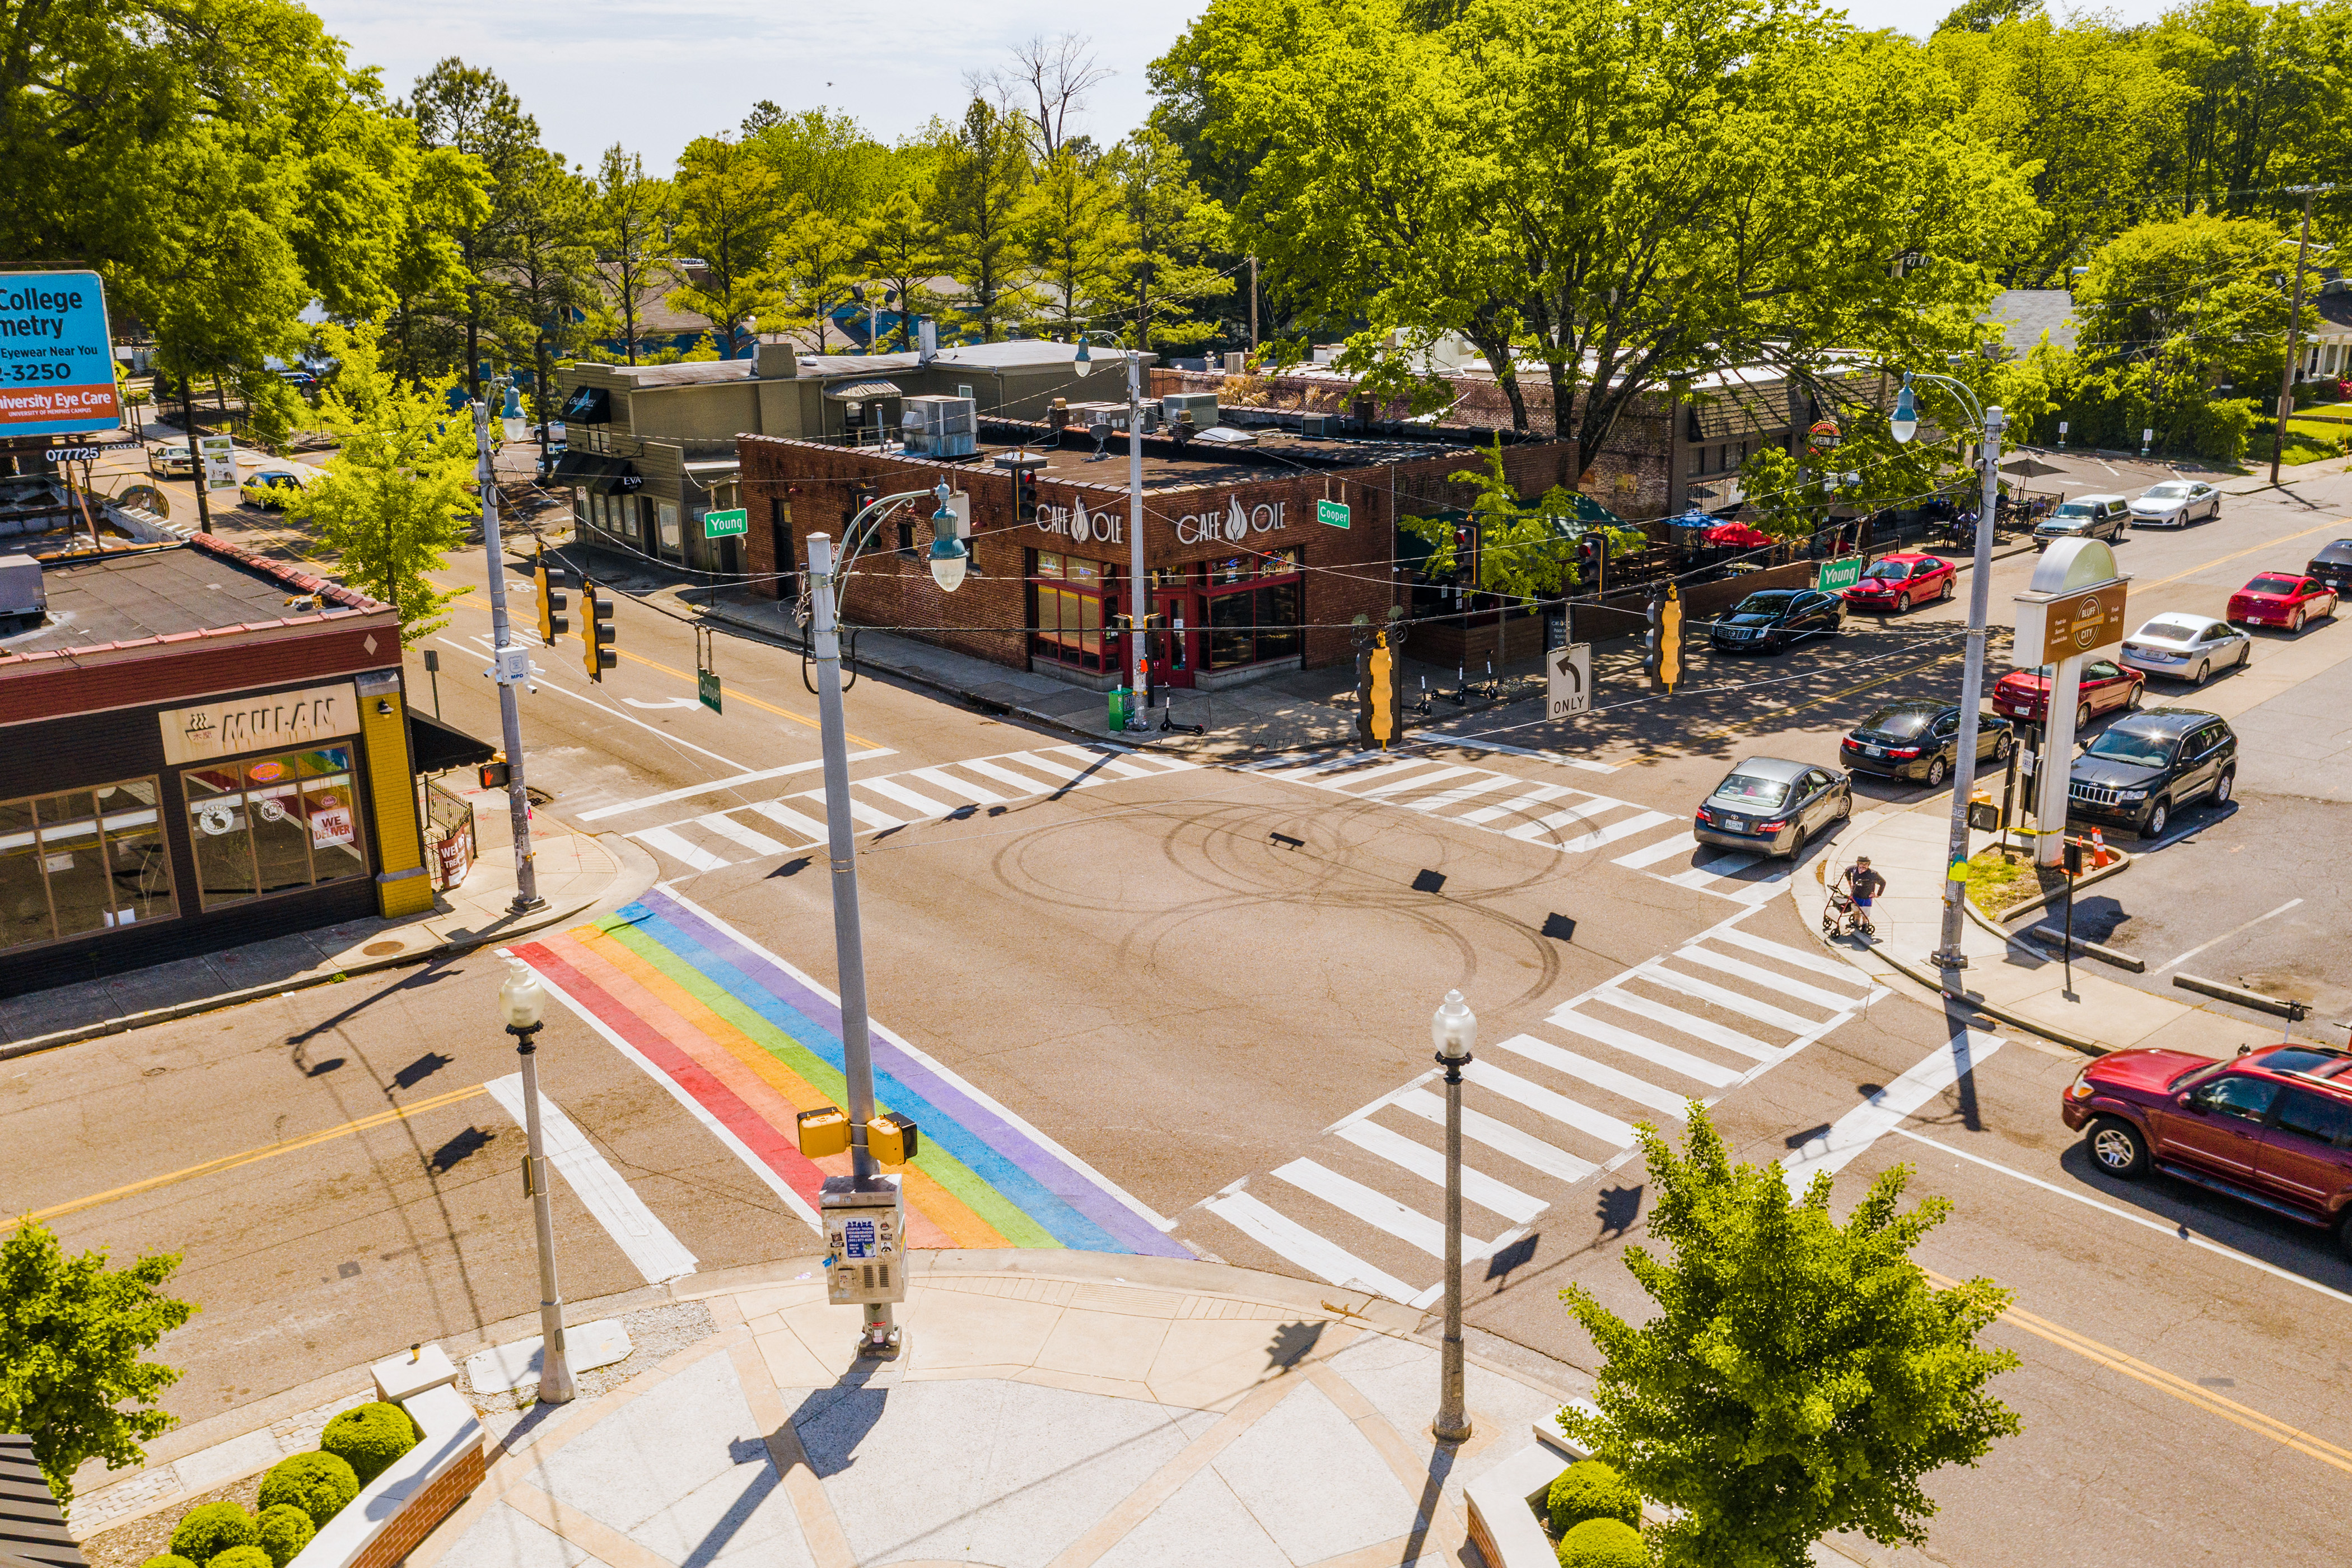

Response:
(352, 1441), (483, 1568)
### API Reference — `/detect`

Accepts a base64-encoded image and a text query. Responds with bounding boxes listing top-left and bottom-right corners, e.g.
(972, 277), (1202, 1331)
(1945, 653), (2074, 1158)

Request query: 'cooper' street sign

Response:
(1317, 499), (1350, 529)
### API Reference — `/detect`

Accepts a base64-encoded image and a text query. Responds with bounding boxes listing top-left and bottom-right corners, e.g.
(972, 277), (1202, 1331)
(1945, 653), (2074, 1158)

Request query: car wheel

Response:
(1896, 592), (1911, 613)
(2124, 684), (2142, 711)
(2292, 608), (2306, 632)
(2088, 1117), (2149, 1179)
(1925, 754), (1949, 788)
(2076, 701), (2093, 730)
(2238, 641), (2252, 669)
(2192, 659), (2210, 685)
(1836, 790), (1853, 822)
(1942, 577), (1955, 602)
(2141, 798), (2169, 839)
(2211, 768), (2233, 806)
(1992, 732), (2013, 762)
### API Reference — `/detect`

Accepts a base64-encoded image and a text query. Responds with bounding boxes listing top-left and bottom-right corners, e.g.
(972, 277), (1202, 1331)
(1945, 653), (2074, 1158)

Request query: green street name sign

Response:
(703, 507), (748, 539)
(1815, 554), (1864, 593)
(1317, 498), (1350, 529)
(698, 669), (722, 713)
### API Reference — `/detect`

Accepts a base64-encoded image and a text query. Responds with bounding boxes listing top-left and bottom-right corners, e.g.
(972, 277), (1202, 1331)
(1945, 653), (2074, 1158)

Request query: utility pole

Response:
(1126, 347), (1149, 729)
(2269, 185), (2331, 487)
(1935, 403), (2004, 968)
(1248, 256), (1259, 353)
(806, 531), (899, 1357)
(474, 402), (544, 913)
(1432, 990), (1475, 1444)
(180, 372), (212, 533)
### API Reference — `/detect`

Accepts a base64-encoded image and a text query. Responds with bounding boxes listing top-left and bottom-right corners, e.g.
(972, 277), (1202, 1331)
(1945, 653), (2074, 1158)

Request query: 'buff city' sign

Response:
(1176, 497), (1289, 547)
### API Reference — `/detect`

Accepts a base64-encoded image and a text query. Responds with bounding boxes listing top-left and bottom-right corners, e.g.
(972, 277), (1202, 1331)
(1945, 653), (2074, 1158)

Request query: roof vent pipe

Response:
(918, 318), (937, 366)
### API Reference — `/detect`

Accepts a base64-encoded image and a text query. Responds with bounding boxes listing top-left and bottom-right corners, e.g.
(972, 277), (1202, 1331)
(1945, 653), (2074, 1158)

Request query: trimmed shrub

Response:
(169, 1503), (257, 1565)
(1558, 1516), (1646, 1568)
(1547, 1459), (1642, 1536)
(319, 1402), (421, 1487)
(255, 1504), (316, 1567)
(207, 1546), (273, 1568)
(258, 1451), (360, 1528)
(139, 1556), (199, 1568)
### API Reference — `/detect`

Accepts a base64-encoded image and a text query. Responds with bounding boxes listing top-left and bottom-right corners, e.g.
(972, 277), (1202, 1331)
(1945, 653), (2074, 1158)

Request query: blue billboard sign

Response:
(1, 271), (122, 440)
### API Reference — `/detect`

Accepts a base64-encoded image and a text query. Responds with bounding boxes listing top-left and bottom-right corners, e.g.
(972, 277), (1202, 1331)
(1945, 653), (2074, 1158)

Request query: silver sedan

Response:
(2129, 480), (2222, 528)
(2117, 613), (2250, 684)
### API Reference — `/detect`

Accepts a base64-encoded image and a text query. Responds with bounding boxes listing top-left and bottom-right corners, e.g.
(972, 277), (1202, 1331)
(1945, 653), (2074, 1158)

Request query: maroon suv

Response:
(2062, 1043), (2352, 1256)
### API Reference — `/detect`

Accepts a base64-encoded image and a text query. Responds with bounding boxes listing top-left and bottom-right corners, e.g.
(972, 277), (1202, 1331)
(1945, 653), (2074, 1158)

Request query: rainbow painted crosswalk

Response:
(513, 889), (1186, 1258)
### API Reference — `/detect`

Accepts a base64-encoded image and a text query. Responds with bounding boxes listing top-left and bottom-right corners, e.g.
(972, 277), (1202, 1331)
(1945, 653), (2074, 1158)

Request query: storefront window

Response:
(0, 778), (178, 955)
(181, 748), (366, 911)
(1029, 550), (1116, 673)
(1203, 556), (1304, 670)
(657, 503), (682, 552)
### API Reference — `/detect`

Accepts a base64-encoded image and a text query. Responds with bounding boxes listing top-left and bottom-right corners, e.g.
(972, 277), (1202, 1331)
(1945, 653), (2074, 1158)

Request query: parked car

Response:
(1839, 553), (1956, 615)
(2127, 480), (2222, 528)
(1692, 757), (1852, 859)
(1991, 658), (2144, 728)
(240, 469), (310, 510)
(2033, 494), (2130, 548)
(2227, 571), (2339, 632)
(2308, 538), (2352, 594)
(1838, 700), (2012, 787)
(2061, 1042), (2352, 1257)
(1707, 589), (1842, 654)
(2064, 708), (2235, 839)
(147, 444), (195, 478)
(2117, 613), (2251, 684)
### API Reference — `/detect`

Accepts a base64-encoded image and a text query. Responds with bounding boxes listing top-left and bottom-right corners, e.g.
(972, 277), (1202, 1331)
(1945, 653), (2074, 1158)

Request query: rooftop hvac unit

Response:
(1161, 392), (1219, 428)
(902, 395), (977, 458)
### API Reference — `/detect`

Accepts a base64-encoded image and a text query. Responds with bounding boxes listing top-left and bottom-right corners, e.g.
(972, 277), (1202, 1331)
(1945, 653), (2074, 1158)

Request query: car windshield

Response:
(2135, 620), (2196, 643)
(2143, 483), (2191, 499)
(2082, 729), (2176, 764)
(1733, 592), (1798, 615)
(1861, 561), (1909, 581)
(2247, 576), (2300, 594)
(1712, 773), (1791, 806)
(2053, 502), (2093, 519)
(2169, 1061), (2231, 1092)
(1859, 707), (1934, 738)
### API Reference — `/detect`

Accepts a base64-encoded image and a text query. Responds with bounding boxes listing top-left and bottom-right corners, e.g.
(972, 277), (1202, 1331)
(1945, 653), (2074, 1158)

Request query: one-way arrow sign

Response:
(1547, 642), (1592, 721)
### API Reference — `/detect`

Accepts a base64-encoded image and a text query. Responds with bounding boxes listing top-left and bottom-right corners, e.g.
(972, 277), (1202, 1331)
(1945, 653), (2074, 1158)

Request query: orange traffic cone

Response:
(2090, 827), (2108, 868)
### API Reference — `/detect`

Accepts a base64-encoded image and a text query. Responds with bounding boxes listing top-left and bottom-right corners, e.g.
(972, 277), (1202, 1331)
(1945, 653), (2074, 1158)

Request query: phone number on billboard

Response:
(6, 362), (77, 382)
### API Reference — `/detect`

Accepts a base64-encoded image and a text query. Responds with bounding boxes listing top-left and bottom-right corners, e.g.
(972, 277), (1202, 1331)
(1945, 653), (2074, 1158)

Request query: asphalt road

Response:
(17, 450), (2352, 1565)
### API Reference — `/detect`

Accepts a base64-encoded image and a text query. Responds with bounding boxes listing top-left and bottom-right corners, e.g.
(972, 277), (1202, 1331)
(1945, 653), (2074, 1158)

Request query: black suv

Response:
(2066, 708), (2236, 839)
(1709, 589), (1842, 654)
(2308, 538), (2352, 595)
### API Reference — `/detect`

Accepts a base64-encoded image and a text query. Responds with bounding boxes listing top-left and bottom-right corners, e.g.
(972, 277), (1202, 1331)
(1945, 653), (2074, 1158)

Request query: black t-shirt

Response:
(1845, 867), (1886, 898)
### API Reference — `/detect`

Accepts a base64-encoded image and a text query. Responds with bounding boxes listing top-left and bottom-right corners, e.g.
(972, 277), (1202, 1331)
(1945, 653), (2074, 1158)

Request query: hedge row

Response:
(145, 1401), (422, 1568)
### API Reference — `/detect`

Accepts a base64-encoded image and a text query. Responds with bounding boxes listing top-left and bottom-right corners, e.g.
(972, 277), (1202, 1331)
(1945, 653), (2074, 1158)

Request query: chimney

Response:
(755, 340), (799, 379)
(918, 318), (937, 366)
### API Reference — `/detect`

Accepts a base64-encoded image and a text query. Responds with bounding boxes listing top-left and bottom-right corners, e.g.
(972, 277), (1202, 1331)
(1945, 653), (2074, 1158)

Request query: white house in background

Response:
(2300, 273), (2352, 385)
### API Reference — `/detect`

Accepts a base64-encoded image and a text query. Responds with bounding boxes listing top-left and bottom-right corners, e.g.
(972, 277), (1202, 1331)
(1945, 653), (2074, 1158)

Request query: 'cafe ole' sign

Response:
(1034, 492), (1293, 548)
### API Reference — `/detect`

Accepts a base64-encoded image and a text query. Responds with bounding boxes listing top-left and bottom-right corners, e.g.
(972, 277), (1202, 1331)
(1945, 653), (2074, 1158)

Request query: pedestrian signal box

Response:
(821, 1177), (906, 1305)
(797, 1106), (850, 1158)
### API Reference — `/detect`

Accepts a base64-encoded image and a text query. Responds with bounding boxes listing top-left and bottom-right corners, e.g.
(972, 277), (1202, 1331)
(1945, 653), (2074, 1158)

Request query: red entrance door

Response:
(1154, 590), (1198, 688)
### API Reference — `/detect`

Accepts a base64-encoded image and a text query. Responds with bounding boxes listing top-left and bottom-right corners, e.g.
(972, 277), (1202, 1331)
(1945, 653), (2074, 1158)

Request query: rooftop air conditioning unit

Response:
(1162, 392), (1218, 428)
(902, 395), (977, 458)
(1299, 413), (1332, 438)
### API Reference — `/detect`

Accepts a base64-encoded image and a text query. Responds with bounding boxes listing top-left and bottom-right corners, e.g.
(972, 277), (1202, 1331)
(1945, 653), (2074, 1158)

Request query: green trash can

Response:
(1107, 687), (1131, 730)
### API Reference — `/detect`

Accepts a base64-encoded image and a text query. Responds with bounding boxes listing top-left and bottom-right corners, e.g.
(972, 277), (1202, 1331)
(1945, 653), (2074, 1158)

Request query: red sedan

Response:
(1991, 658), (2143, 729)
(2228, 571), (2339, 632)
(1841, 552), (1956, 614)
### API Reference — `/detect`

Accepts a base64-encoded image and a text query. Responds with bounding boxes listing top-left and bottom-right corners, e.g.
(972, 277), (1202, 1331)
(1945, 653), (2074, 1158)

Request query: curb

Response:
(1859, 937), (2111, 1057)
(1962, 845), (2132, 933)
(0, 830), (655, 1063)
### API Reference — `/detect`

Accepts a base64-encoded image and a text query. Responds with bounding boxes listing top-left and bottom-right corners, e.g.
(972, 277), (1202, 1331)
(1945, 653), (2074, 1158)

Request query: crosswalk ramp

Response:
(1249, 749), (1827, 904)
(628, 744), (1200, 875)
(1178, 906), (1888, 1307)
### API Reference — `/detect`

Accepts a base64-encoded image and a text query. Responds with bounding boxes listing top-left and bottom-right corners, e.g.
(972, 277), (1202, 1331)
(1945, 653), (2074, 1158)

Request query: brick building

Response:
(736, 402), (1584, 692)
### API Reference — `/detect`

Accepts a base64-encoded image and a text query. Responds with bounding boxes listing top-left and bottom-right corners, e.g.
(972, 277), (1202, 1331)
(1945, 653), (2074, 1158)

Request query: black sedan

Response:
(1708, 589), (1843, 654)
(2308, 538), (2352, 595)
(1838, 700), (2013, 787)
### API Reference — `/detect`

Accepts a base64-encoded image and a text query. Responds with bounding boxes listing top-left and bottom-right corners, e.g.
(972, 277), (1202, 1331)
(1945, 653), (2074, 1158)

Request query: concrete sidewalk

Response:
(1795, 805), (2300, 1058)
(0, 786), (656, 1059)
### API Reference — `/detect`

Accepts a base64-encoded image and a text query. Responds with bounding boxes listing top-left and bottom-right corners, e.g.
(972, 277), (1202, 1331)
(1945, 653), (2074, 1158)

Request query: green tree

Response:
(382, 147), (495, 380)
(1403, 439), (1644, 598)
(2152, 0), (2337, 218)
(858, 185), (945, 351)
(1109, 128), (1230, 352)
(2075, 211), (2303, 393)
(0, 1220), (195, 1513)
(927, 100), (1038, 342)
(743, 105), (899, 221)
(771, 197), (865, 352)
(671, 135), (781, 358)
(1559, 1105), (2021, 1568)
(590, 146), (675, 367)
(402, 59), (547, 396)
(500, 151), (599, 431)
(283, 325), (479, 642)
(1023, 148), (1135, 339)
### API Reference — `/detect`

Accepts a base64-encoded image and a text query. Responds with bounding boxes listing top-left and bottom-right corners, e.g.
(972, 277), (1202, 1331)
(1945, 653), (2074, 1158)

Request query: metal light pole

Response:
(803, 505), (965, 1359)
(1432, 990), (1476, 1444)
(1891, 373), (2002, 970)
(1076, 337), (1151, 730)
(474, 402), (543, 912)
(501, 960), (575, 1403)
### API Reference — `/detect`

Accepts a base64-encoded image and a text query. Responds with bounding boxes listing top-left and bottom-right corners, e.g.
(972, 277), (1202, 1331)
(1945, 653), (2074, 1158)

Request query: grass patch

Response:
(1958, 846), (2069, 917)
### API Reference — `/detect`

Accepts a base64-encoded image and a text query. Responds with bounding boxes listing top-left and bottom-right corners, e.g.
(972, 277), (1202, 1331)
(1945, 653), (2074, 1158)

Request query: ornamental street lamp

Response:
(1431, 989), (1476, 1444)
(500, 959), (575, 1404)
(1075, 333), (1151, 730)
(1890, 370), (2004, 971)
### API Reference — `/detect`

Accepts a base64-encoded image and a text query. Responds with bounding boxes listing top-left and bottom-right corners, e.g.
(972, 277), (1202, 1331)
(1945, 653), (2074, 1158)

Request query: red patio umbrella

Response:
(1702, 522), (1772, 549)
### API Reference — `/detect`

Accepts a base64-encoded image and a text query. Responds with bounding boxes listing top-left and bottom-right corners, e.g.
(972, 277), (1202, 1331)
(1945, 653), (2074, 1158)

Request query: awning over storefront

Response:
(560, 385), (612, 423)
(823, 380), (904, 402)
(408, 710), (498, 774)
(549, 450), (643, 494)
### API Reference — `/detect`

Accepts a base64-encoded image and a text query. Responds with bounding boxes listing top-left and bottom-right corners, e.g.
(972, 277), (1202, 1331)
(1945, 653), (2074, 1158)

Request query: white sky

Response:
(309, 0), (2183, 172)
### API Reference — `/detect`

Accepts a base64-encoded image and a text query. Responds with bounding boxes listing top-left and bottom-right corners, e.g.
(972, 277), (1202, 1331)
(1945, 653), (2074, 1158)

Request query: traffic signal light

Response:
(1577, 531), (1608, 601)
(1644, 584), (1684, 693)
(1356, 629), (1403, 749)
(534, 549), (568, 643)
(581, 579), (617, 680)
(1452, 522), (1481, 587)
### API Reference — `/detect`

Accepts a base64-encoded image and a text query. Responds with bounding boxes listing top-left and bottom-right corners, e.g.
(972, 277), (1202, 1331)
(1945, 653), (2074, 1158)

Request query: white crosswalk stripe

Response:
(625, 745), (1201, 876)
(1247, 750), (1837, 903)
(1178, 903), (1891, 1307)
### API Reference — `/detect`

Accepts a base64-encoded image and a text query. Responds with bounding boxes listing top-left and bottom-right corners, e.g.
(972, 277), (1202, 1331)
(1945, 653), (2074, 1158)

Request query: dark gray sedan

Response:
(1692, 757), (1853, 859)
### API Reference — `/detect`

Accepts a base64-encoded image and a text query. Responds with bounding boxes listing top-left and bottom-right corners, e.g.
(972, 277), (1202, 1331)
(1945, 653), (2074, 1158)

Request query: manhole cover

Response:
(362, 940), (405, 956)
